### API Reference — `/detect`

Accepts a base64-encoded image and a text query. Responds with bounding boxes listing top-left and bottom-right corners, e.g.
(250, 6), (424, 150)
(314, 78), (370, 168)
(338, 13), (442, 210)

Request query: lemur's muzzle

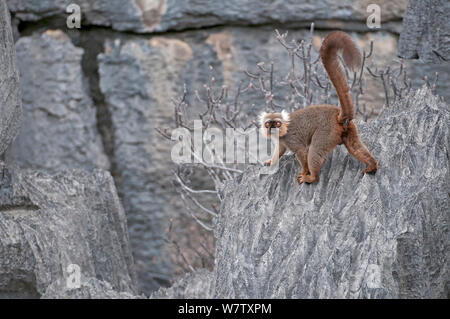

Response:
(269, 121), (277, 134)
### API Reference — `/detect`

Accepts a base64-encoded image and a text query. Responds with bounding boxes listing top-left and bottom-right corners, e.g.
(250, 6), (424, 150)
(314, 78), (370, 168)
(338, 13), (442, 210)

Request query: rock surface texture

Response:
(398, 0), (450, 63)
(150, 269), (214, 299)
(212, 86), (449, 298)
(7, 30), (109, 172)
(0, 169), (137, 298)
(0, 0), (22, 156)
(7, 0), (407, 33)
(98, 37), (193, 292)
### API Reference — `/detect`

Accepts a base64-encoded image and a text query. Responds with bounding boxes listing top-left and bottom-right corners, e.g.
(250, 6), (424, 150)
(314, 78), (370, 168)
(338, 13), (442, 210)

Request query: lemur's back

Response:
(281, 105), (343, 153)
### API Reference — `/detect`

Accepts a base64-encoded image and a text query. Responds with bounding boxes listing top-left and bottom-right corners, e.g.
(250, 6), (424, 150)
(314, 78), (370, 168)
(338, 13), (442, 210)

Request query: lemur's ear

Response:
(281, 110), (290, 122)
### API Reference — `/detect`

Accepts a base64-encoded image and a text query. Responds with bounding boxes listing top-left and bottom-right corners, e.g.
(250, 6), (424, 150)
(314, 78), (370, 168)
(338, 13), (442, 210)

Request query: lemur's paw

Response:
(301, 170), (310, 176)
(297, 173), (317, 184)
(362, 165), (378, 175)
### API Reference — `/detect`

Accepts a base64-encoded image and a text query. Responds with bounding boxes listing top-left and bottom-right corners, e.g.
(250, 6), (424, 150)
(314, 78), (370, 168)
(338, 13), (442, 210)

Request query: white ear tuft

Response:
(258, 111), (268, 127)
(281, 110), (290, 122)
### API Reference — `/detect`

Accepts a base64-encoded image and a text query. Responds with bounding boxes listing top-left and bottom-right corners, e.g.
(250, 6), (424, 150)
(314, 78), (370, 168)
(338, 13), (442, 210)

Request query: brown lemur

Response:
(259, 31), (378, 184)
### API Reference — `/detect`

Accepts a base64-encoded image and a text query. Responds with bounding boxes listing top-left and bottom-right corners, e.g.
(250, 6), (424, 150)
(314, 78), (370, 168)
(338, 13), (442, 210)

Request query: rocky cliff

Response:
(213, 86), (449, 298)
(0, 0), (21, 157)
(0, 169), (138, 298)
(7, 30), (109, 171)
(398, 0), (450, 63)
(7, 0), (407, 33)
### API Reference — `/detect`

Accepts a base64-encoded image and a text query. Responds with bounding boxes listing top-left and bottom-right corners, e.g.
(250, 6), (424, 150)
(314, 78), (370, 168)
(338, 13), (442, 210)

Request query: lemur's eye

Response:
(265, 122), (271, 128)
(275, 121), (282, 127)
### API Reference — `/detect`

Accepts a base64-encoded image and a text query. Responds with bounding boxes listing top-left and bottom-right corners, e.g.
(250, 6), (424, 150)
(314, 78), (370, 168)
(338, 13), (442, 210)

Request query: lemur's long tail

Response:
(320, 31), (361, 123)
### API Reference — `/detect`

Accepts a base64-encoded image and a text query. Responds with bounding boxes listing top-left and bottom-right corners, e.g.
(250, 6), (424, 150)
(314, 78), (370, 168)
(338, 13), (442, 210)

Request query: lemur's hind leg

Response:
(342, 121), (378, 174)
(298, 131), (339, 184)
(298, 145), (327, 184)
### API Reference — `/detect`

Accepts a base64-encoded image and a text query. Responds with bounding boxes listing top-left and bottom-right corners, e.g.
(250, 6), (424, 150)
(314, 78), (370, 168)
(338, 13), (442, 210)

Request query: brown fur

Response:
(260, 32), (378, 184)
(321, 30), (361, 124)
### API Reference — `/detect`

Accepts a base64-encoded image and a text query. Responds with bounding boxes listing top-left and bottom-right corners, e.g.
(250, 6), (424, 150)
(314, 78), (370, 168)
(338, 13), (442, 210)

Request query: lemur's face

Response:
(259, 110), (290, 138)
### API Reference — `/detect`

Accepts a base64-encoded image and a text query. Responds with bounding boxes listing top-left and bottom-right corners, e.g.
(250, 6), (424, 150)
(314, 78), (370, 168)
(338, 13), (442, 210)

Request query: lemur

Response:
(259, 31), (378, 184)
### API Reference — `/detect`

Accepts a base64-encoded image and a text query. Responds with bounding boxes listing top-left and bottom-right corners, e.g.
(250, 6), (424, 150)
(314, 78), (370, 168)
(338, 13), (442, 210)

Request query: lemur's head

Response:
(259, 110), (290, 138)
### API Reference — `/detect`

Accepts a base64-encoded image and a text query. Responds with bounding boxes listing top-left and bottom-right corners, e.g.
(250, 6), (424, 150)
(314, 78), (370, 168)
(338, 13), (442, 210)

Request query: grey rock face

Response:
(213, 86), (449, 298)
(7, 30), (109, 172)
(157, 0), (406, 33)
(7, 0), (144, 30)
(98, 37), (195, 293)
(407, 59), (450, 104)
(398, 0), (450, 62)
(0, 169), (137, 298)
(0, 0), (22, 156)
(7, 0), (407, 34)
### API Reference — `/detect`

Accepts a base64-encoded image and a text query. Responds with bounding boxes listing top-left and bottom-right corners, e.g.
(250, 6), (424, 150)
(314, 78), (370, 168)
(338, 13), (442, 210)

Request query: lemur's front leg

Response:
(264, 143), (286, 167)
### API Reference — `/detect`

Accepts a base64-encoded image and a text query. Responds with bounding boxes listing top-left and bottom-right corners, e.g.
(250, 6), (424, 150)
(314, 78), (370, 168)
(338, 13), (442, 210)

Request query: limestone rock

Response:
(398, 0), (450, 63)
(0, 0), (22, 156)
(0, 169), (137, 298)
(213, 86), (449, 298)
(7, 0), (407, 34)
(7, 30), (109, 172)
(98, 36), (195, 293)
(150, 269), (214, 299)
